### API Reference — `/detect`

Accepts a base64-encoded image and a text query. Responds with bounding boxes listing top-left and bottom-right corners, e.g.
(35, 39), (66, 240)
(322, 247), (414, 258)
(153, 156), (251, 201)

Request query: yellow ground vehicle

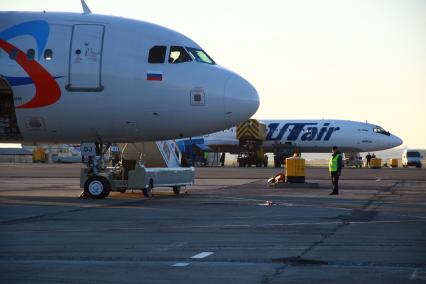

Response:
(236, 119), (268, 167)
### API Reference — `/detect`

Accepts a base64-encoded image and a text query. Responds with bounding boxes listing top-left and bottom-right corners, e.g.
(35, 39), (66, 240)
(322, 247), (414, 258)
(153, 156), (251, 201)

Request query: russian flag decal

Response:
(147, 71), (163, 81)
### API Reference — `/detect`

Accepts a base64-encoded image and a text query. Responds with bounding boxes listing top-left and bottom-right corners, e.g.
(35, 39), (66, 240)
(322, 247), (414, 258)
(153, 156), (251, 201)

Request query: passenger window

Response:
(27, 49), (35, 60)
(169, 46), (192, 64)
(44, 49), (53, 60)
(148, 46), (166, 63)
(9, 49), (18, 60)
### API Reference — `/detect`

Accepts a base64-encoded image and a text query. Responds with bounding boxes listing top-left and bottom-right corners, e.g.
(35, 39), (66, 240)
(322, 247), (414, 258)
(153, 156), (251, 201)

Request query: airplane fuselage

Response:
(190, 119), (403, 153)
(0, 12), (259, 143)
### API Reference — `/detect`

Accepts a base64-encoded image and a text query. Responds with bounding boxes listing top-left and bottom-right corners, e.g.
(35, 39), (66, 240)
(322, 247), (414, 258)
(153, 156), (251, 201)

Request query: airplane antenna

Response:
(81, 0), (92, 14)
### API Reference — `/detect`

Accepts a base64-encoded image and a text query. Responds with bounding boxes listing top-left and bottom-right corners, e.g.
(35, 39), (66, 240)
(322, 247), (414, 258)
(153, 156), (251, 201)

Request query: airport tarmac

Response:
(0, 163), (426, 283)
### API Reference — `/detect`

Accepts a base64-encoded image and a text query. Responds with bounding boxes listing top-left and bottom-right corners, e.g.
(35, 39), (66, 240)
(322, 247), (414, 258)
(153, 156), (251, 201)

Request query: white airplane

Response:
(177, 119), (403, 166)
(0, 8), (259, 146)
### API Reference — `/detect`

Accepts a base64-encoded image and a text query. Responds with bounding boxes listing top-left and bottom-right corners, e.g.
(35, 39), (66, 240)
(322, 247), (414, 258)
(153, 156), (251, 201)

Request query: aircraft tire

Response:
(84, 176), (111, 199)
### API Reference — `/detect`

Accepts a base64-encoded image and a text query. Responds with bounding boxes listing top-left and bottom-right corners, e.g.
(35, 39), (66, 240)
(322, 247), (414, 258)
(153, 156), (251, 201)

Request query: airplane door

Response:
(67, 25), (105, 91)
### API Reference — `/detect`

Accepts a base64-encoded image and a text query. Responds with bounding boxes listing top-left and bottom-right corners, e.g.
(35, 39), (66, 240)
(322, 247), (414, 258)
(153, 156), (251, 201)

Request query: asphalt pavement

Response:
(0, 164), (425, 283)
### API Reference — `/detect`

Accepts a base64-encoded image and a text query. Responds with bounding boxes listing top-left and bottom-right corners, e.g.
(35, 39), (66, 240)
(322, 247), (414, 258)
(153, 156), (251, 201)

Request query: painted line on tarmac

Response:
(395, 214), (426, 219)
(410, 269), (426, 280)
(10, 219), (425, 234)
(191, 252), (214, 259)
(178, 219), (426, 229)
(172, 262), (190, 267)
(171, 252), (214, 267)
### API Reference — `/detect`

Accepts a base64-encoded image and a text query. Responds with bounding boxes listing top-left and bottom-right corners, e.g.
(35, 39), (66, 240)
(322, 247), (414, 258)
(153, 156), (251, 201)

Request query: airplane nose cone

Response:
(224, 75), (259, 125)
(391, 135), (403, 148)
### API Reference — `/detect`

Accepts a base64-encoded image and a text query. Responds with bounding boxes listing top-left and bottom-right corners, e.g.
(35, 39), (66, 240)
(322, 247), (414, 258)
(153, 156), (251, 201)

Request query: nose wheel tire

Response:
(84, 176), (111, 199)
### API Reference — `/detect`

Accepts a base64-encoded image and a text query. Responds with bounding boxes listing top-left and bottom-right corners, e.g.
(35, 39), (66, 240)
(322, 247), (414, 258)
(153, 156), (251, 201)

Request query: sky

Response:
(1, 0), (425, 148)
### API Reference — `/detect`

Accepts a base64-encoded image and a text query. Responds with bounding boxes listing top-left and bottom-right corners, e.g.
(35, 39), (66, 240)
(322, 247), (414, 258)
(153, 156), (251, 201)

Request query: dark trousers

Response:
(330, 171), (339, 193)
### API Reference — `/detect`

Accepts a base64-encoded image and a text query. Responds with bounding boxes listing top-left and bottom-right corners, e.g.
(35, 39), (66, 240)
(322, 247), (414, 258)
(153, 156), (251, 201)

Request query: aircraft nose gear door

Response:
(67, 24), (105, 92)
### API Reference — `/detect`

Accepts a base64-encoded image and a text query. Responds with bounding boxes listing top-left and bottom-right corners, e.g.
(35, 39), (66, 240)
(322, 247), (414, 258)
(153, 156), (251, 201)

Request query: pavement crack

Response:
(261, 265), (286, 284)
(271, 256), (328, 266)
(297, 181), (401, 259)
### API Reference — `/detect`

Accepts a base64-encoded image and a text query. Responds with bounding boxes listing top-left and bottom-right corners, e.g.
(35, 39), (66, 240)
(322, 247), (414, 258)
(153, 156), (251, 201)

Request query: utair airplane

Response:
(0, 2), (259, 146)
(176, 119), (403, 167)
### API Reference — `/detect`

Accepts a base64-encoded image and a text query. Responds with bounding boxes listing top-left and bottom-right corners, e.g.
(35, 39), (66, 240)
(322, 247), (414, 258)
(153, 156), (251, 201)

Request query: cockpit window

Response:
(373, 126), (390, 136)
(186, 47), (216, 65)
(148, 46), (167, 63)
(169, 46), (192, 64)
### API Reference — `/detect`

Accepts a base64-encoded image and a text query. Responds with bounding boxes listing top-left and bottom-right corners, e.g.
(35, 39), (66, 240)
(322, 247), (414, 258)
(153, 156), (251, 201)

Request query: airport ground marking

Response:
(411, 269), (418, 280)
(171, 252), (214, 267)
(172, 262), (190, 267)
(190, 252), (214, 259)
(176, 219), (426, 230)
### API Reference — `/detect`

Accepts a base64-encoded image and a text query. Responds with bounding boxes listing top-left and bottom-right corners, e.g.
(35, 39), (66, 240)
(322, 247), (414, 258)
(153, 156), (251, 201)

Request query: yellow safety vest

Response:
(329, 154), (340, 172)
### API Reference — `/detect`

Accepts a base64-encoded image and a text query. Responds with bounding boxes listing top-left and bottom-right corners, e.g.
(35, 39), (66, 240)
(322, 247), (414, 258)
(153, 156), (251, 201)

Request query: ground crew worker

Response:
(366, 152), (372, 167)
(203, 151), (209, 166)
(263, 154), (269, 167)
(220, 152), (225, 167)
(329, 146), (343, 195)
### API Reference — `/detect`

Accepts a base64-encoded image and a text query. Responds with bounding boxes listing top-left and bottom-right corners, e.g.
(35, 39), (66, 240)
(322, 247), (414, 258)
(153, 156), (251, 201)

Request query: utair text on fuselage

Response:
(266, 122), (339, 142)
